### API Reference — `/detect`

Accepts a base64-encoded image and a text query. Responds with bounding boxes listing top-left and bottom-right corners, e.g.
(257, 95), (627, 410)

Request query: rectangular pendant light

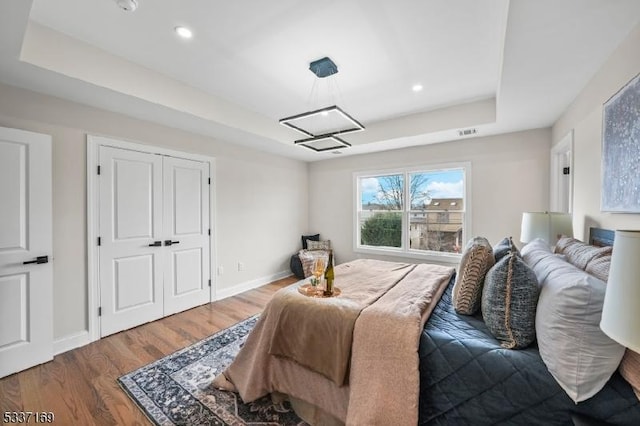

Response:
(293, 134), (352, 152)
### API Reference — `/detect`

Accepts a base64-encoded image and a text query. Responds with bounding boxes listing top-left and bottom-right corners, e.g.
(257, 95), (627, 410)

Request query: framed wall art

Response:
(601, 72), (640, 213)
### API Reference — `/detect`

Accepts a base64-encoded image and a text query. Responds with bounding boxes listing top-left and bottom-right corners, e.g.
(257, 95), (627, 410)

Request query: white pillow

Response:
(522, 239), (570, 284)
(521, 238), (551, 266)
(535, 257), (625, 402)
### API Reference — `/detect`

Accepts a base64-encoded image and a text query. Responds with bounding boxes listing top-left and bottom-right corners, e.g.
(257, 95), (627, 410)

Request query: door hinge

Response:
(208, 177), (211, 185)
(208, 229), (211, 236)
(98, 307), (102, 316)
(208, 279), (212, 287)
(97, 165), (101, 175)
(97, 236), (102, 246)
(563, 166), (570, 175)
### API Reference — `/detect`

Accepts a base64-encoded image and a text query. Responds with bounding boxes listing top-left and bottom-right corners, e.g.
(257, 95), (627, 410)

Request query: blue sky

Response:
(360, 169), (464, 205)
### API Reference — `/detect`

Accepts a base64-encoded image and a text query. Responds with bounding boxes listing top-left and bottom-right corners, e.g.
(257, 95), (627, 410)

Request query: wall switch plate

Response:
(217, 266), (224, 276)
(238, 262), (245, 271)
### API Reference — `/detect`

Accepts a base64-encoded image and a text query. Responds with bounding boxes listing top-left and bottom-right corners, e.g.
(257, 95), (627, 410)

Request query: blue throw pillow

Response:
(482, 252), (539, 349)
(493, 236), (520, 262)
(301, 234), (320, 250)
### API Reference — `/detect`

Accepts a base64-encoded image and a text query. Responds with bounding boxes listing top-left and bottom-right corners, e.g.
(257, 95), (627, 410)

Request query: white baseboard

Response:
(53, 330), (91, 355)
(50, 271), (292, 354)
(215, 270), (292, 301)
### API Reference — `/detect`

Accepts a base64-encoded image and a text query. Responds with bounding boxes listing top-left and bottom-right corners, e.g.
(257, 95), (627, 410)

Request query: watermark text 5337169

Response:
(3, 412), (55, 423)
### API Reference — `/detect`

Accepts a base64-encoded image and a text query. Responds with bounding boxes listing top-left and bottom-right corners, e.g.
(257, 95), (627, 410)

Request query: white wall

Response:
(6, 23), (636, 348)
(552, 23), (640, 240)
(0, 83), (308, 340)
(309, 129), (551, 264)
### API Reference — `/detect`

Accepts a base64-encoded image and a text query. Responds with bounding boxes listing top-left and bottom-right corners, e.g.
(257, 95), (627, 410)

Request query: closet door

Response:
(0, 127), (52, 378)
(162, 157), (210, 315)
(98, 146), (164, 337)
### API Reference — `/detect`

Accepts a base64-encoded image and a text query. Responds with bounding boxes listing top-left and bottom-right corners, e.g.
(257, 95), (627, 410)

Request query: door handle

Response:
(164, 240), (180, 246)
(148, 241), (162, 247)
(23, 255), (49, 265)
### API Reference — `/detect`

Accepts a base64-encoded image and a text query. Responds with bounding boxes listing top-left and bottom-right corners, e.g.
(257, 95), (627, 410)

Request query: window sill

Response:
(354, 246), (461, 265)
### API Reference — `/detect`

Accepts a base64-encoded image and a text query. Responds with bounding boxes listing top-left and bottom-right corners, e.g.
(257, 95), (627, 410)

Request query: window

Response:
(355, 163), (470, 262)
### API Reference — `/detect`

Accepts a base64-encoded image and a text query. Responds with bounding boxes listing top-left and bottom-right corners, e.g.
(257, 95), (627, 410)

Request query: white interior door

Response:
(98, 146), (164, 337)
(550, 131), (573, 213)
(0, 126), (52, 379)
(558, 150), (571, 212)
(162, 157), (210, 315)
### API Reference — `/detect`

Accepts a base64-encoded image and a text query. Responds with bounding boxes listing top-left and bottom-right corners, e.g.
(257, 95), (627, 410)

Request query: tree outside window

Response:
(357, 166), (467, 257)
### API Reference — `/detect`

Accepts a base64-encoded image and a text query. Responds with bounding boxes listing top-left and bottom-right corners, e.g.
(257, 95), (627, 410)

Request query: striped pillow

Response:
(555, 235), (579, 254)
(453, 237), (495, 315)
(620, 350), (640, 400)
(585, 251), (612, 282)
(556, 237), (612, 269)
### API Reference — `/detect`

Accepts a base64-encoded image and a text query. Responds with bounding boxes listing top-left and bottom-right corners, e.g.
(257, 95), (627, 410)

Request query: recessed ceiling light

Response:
(114, 0), (138, 12)
(412, 84), (423, 92)
(175, 26), (193, 39)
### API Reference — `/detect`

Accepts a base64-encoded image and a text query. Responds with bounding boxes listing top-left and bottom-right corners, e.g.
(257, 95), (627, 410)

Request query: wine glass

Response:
(312, 257), (325, 288)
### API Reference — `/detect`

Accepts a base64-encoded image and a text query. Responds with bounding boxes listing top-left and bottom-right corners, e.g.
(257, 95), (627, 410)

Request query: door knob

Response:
(23, 255), (49, 265)
(148, 241), (162, 247)
(164, 240), (180, 246)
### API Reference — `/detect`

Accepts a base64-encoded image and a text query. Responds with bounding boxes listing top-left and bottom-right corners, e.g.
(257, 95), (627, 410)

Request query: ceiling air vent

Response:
(458, 128), (478, 137)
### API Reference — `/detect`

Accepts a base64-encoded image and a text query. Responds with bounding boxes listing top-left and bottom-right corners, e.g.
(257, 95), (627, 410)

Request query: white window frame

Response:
(353, 162), (471, 264)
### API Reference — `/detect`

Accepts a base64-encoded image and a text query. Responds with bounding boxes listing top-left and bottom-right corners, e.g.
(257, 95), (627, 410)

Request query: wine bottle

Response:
(324, 250), (334, 296)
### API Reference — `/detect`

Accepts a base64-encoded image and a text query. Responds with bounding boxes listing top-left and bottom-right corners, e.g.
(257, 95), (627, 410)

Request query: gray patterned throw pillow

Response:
(307, 239), (331, 251)
(453, 237), (495, 315)
(493, 237), (520, 262)
(482, 252), (540, 349)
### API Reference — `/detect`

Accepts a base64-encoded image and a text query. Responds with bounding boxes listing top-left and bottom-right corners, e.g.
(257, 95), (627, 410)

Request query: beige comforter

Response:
(213, 259), (454, 426)
(269, 260), (416, 385)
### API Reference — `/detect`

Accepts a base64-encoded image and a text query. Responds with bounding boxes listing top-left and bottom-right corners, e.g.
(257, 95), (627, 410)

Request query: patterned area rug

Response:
(118, 315), (306, 426)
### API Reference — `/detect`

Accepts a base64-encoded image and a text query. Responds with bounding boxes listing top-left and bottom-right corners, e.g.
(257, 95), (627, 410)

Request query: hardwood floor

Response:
(0, 276), (297, 426)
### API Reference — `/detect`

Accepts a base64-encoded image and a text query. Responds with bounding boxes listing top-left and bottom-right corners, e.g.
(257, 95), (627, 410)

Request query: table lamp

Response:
(520, 211), (573, 246)
(600, 230), (640, 353)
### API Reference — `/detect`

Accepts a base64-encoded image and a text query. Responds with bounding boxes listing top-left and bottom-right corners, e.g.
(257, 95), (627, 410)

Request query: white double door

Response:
(0, 126), (52, 379)
(99, 146), (211, 337)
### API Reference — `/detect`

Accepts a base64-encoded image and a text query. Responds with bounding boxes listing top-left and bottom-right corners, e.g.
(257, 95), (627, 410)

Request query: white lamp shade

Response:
(520, 212), (573, 244)
(600, 230), (640, 352)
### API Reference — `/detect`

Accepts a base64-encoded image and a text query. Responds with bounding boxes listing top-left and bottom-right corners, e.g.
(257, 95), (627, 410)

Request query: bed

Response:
(420, 274), (639, 424)
(215, 228), (640, 425)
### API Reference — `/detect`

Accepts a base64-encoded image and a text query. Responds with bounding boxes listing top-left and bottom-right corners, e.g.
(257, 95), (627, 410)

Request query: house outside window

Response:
(355, 163), (470, 263)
